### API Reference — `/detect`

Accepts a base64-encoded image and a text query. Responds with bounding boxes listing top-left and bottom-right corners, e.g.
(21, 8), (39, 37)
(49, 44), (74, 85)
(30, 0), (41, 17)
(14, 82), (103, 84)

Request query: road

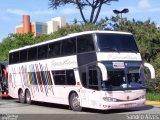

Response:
(0, 98), (160, 120)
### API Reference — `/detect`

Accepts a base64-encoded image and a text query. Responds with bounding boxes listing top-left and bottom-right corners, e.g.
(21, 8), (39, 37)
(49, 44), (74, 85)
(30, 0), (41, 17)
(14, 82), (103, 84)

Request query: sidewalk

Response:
(145, 100), (160, 105)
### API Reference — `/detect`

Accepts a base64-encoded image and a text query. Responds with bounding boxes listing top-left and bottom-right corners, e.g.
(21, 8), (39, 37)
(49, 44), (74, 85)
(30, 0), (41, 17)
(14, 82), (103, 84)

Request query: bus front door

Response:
(80, 65), (101, 109)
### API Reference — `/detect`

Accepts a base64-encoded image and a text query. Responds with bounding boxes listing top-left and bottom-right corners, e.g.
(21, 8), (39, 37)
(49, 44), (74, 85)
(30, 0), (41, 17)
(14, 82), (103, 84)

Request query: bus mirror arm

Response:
(98, 63), (108, 81)
(144, 63), (155, 79)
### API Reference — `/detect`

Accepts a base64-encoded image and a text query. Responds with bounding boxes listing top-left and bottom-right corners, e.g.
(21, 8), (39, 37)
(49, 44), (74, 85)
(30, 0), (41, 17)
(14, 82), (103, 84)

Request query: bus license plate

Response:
(120, 103), (134, 108)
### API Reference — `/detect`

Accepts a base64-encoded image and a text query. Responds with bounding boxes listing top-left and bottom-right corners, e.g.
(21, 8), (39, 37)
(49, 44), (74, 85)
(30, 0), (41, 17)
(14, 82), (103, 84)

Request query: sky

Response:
(0, 0), (160, 41)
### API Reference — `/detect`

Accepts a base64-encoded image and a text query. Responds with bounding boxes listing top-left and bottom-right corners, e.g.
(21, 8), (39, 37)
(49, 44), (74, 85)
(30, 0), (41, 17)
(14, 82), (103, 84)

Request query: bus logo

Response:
(127, 96), (130, 100)
(113, 62), (125, 69)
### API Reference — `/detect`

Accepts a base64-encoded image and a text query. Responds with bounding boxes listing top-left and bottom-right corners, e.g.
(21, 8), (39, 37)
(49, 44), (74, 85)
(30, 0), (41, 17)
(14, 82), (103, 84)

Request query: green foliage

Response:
(146, 92), (160, 101)
(0, 33), (35, 61)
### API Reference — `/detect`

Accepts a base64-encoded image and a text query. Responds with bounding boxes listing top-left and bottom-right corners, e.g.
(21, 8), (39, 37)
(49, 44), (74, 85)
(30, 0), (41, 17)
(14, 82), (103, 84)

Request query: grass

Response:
(146, 92), (160, 101)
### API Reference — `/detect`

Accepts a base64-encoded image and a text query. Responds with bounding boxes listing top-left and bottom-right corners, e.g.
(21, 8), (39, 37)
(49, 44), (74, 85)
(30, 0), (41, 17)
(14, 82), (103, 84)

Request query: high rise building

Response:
(15, 15), (66, 37)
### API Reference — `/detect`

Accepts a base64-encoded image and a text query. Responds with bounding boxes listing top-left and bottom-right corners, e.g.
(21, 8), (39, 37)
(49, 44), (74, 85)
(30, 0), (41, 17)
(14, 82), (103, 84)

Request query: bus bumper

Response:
(100, 99), (146, 110)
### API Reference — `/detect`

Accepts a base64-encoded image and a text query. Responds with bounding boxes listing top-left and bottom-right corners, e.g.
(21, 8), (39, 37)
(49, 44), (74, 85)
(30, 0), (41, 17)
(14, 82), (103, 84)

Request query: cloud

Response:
(6, 8), (54, 16)
(149, 7), (160, 12)
(7, 9), (29, 15)
(138, 0), (150, 10)
(60, 8), (79, 15)
(32, 10), (54, 15)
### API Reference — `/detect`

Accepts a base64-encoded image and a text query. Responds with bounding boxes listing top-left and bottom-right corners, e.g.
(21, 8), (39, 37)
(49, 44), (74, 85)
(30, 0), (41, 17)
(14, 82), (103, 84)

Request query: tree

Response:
(0, 33), (36, 61)
(49, 0), (118, 24)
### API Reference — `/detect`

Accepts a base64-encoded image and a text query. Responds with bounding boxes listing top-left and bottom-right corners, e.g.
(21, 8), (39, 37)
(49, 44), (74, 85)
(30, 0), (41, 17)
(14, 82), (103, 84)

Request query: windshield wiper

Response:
(119, 48), (138, 53)
(101, 47), (118, 52)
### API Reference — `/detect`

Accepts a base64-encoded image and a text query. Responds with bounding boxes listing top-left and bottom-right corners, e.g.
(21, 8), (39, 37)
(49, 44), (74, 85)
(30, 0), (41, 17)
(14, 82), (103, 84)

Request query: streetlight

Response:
(113, 8), (129, 20)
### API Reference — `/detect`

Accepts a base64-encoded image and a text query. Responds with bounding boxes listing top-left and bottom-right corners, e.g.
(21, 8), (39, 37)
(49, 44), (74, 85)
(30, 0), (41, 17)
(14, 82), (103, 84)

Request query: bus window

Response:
(20, 50), (27, 62)
(66, 70), (76, 85)
(88, 67), (99, 90)
(61, 38), (76, 56)
(52, 70), (76, 85)
(53, 70), (66, 85)
(28, 47), (38, 61)
(89, 70), (98, 85)
(79, 65), (99, 90)
(12, 52), (20, 64)
(97, 33), (139, 52)
(77, 35), (95, 53)
(9, 53), (13, 64)
(48, 42), (61, 58)
(38, 45), (48, 60)
(82, 72), (87, 87)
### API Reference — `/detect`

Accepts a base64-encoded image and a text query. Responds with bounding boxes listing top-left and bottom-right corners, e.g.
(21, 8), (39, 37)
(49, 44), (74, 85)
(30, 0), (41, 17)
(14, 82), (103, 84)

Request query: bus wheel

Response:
(69, 92), (82, 111)
(25, 90), (31, 104)
(18, 90), (25, 104)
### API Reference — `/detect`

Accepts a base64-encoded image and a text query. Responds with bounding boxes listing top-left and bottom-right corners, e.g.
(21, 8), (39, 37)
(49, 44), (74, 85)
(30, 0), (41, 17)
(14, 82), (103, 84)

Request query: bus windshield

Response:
(96, 33), (139, 53)
(101, 64), (144, 90)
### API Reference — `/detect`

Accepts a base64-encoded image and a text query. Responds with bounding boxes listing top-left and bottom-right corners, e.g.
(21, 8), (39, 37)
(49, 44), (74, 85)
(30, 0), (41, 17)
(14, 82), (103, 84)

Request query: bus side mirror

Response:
(144, 63), (155, 79)
(98, 63), (108, 81)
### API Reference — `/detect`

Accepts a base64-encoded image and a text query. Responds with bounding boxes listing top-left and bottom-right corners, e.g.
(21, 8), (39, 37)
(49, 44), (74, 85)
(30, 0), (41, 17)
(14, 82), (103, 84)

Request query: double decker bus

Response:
(8, 31), (155, 111)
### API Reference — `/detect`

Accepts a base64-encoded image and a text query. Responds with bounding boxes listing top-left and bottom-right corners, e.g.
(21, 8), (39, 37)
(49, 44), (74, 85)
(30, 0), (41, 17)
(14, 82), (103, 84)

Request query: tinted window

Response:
(61, 38), (76, 56)
(9, 53), (13, 64)
(11, 52), (19, 64)
(66, 70), (76, 85)
(48, 42), (61, 58)
(52, 70), (76, 85)
(20, 50), (27, 62)
(77, 35), (95, 53)
(79, 65), (99, 90)
(79, 67), (87, 87)
(88, 66), (99, 90)
(89, 69), (98, 86)
(38, 45), (48, 59)
(97, 33), (139, 52)
(53, 71), (66, 85)
(28, 47), (37, 61)
(82, 72), (87, 87)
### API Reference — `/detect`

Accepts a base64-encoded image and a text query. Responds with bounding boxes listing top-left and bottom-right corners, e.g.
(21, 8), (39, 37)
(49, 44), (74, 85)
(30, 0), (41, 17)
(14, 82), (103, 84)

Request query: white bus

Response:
(8, 31), (155, 111)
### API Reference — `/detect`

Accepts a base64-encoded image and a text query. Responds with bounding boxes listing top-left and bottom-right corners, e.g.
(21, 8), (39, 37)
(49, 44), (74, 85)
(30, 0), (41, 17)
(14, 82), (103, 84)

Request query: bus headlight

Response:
(138, 95), (145, 99)
(103, 97), (117, 102)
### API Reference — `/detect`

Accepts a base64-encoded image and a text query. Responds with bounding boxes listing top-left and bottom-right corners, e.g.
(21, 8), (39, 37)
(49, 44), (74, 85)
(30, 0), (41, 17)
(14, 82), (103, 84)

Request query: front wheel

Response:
(69, 93), (82, 111)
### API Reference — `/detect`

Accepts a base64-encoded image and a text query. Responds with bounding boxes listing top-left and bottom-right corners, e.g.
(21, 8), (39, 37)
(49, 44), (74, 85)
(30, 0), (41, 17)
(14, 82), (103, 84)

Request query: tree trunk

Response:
(93, 2), (103, 24)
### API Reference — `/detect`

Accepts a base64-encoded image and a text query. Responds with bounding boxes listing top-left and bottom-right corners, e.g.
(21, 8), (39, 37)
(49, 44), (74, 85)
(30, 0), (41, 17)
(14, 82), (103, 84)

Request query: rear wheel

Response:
(18, 90), (25, 104)
(25, 90), (31, 104)
(69, 92), (82, 111)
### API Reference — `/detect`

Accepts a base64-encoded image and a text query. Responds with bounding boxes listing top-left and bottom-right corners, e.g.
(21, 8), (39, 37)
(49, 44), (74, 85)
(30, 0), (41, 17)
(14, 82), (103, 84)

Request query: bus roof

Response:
(9, 30), (132, 53)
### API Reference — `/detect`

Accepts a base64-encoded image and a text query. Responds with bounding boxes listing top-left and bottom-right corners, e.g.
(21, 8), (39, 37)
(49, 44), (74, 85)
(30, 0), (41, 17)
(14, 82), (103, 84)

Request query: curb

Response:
(145, 101), (160, 105)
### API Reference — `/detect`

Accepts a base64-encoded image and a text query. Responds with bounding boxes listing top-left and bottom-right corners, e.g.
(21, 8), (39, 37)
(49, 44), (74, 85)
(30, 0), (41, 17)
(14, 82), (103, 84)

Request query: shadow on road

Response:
(1, 98), (154, 114)
(82, 105), (154, 114)
(14, 99), (154, 114)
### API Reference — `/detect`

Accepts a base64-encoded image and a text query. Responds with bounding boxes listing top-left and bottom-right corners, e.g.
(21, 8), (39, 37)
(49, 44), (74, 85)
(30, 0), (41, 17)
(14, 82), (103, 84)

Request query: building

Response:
(15, 15), (66, 37)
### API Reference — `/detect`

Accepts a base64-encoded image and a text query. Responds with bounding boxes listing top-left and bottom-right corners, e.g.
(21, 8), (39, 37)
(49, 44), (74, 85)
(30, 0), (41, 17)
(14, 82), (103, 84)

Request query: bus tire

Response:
(69, 92), (82, 111)
(18, 90), (25, 104)
(25, 90), (31, 104)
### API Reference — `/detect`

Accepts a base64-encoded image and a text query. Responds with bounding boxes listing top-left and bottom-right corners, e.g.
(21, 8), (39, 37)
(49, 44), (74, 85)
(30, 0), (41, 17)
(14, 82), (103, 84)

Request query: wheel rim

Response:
(19, 91), (24, 102)
(26, 92), (30, 102)
(72, 95), (80, 109)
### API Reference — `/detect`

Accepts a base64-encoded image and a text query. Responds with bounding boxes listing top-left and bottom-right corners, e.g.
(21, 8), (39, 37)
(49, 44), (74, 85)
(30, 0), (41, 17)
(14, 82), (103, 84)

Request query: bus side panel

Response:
(8, 65), (22, 98)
